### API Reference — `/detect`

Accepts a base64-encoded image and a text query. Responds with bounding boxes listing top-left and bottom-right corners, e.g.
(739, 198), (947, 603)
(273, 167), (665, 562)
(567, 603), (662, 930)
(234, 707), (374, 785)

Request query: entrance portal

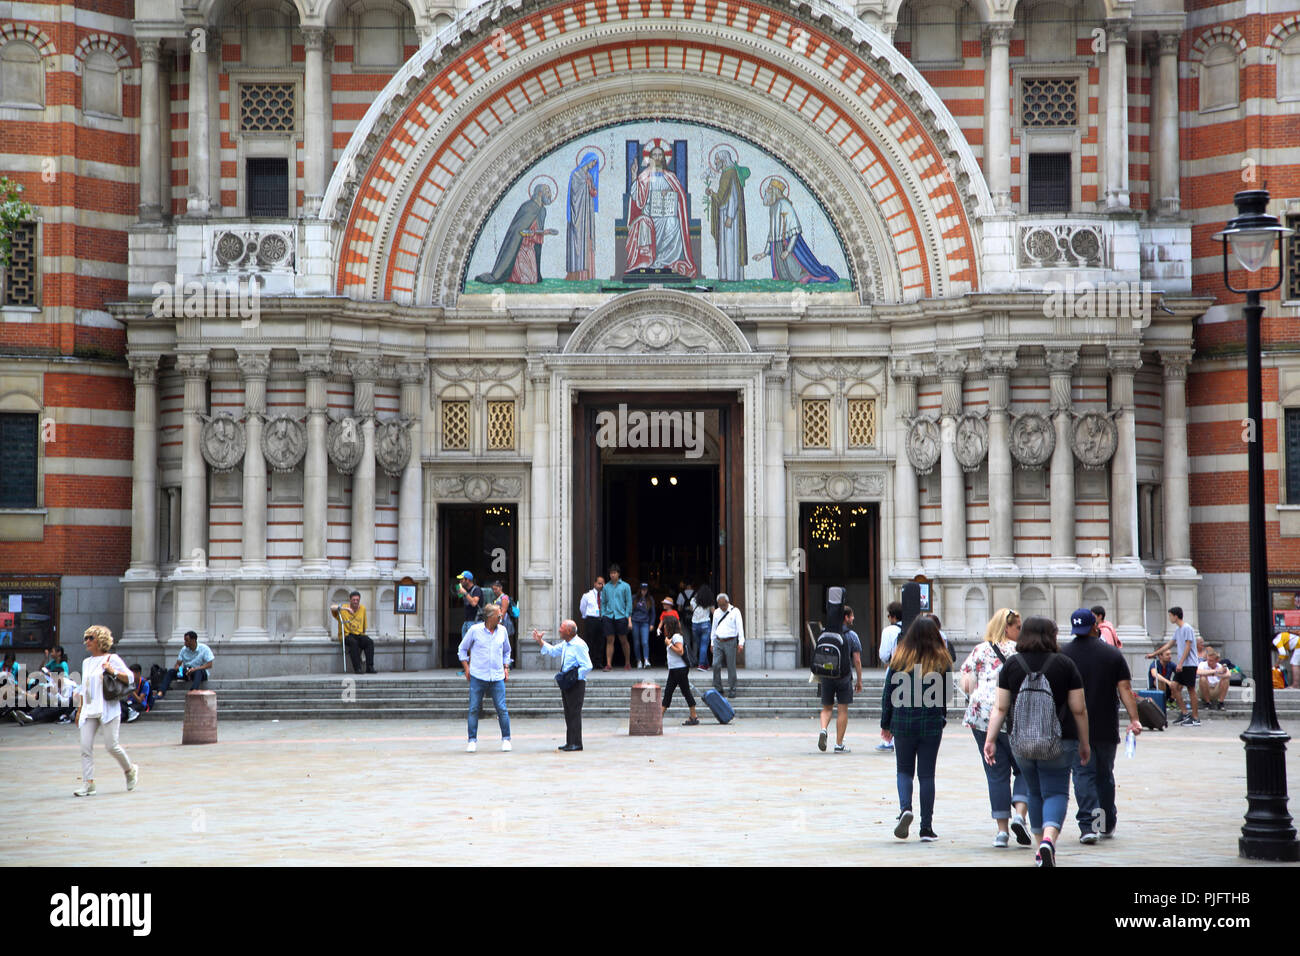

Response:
(438, 504), (517, 669)
(798, 502), (880, 666)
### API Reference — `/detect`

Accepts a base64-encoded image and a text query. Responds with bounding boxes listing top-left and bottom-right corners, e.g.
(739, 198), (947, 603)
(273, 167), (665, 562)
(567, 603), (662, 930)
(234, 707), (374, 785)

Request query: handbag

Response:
(102, 667), (133, 702)
(555, 666), (580, 692)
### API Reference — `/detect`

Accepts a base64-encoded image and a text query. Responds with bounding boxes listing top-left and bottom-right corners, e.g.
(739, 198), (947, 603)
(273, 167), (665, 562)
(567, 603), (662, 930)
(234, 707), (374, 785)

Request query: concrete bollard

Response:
(182, 690), (218, 745)
(629, 681), (663, 736)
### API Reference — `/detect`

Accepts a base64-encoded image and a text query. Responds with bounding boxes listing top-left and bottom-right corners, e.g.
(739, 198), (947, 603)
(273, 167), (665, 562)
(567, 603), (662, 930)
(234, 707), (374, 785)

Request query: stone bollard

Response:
(182, 690), (218, 745)
(629, 681), (663, 736)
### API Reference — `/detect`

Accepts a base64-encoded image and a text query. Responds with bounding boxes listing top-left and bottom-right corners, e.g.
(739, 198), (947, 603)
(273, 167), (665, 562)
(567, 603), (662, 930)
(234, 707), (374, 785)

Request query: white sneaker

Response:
(993, 831), (1010, 848)
(818, 727), (828, 752)
(501, 740), (512, 752)
(73, 782), (96, 797)
(1079, 831), (1099, 845)
(466, 741), (477, 753)
(126, 764), (139, 791)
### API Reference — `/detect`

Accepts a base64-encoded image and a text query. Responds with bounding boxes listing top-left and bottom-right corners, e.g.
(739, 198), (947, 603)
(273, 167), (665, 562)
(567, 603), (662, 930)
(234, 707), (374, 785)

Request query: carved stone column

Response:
(1105, 19), (1131, 209)
(986, 349), (1017, 570)
(523, 361), (554, 666)
(1161, 350), (1194, 573)
(234, 352), (270, 642)
(892, 361), (922, 575)
(138, 40), (163, 220)
(302, 28), (327, 217)
(939, 353), (968, 569)
(984, 23), (1014, 212)
(122, 353), (161, 646)
(185, 28), (210, 215)
(174, 351), (209, 641)
(1157, 32), (1181, 215)
(395, 362), (425, 575)
(348, 354), (380, 575)
(300, 351), (331, 573)
(167, 487), (180, 564)
(1047, 349), (1079, 568)
(762, 360), (795, 668)
(1109, 347), (1142, 563)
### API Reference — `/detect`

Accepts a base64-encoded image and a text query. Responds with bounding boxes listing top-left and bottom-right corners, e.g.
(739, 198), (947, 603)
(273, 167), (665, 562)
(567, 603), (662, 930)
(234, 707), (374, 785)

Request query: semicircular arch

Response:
(564, 288), (752, 355)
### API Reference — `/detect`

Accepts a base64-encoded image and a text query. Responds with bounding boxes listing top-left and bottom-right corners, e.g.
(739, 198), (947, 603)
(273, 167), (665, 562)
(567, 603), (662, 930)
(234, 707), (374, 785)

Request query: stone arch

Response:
(1082, 584), (1109, 609)
(563, 289), (751, 356)
(0, 23), (57, 63)
(72, 34), (134, 74)
(326, 0), (991, 306)
(963, 585), (988, 639)
(1264, 16), (1300, 62)
(207, 588), (237, 640)
(1020, 585), (1049, 618)
(268, 587), (296, 638)
(1189, 25), (1247, 65)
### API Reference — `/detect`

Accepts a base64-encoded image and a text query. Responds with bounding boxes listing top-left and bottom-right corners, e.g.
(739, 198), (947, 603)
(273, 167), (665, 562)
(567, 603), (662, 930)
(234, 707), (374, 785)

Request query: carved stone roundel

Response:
(1009, 412), (1055, 470)
(464, 475), (492, 502)
(1072, 412), (1118, 469)
(825, 474), (854, 501)
(261, 415), (307, 473)
(906, 418), (941, 475)
(375, 420), (412, 478)
(200, 412), (246, 473)
(954, 414), (989, 473)
(327, 416), (366, 475)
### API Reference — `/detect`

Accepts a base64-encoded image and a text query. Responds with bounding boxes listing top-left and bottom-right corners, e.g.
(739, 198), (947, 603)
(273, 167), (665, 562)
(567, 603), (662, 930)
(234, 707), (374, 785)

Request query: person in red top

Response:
(657, 596), (681, 660)
(1091, 606), (1121, 649)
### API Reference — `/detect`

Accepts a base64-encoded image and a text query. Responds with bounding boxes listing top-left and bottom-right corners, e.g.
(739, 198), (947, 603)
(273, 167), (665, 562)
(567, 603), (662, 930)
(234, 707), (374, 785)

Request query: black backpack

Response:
(148, 664), (165, 688)
(811, 587), (851, 681)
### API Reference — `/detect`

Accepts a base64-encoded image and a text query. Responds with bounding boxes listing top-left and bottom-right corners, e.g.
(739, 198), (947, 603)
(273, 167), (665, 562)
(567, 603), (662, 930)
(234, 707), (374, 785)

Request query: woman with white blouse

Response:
(73, 625), (139, 797)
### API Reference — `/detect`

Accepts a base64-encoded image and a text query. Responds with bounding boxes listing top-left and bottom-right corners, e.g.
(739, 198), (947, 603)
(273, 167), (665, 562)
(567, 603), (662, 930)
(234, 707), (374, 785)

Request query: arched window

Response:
(83, 50), (121, 116)
(0, 41), (44, 108)
(356, 8), (402, 67)
(1200, 42), (1239, 111)
(1279, 34), (1300, 100)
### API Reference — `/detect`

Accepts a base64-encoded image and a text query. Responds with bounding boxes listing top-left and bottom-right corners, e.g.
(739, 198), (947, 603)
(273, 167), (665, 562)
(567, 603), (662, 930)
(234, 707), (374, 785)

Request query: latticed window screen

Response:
(441, 401), (469, 450)
(1022, 78), (1079, 127)
(0, 413), (38, 508)
(801, 399), (831, 449)
(239, 82), (295, 132)
(2, 222), (37, 307)
(1286, 215), (1300, 302)
(1286, 408), (1300, 504)
(847, 398), (877, 448)
(487, 401), (515, 450)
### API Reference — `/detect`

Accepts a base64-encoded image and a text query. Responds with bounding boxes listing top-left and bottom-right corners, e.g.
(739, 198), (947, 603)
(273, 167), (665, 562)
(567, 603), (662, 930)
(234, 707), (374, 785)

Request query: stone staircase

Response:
(145, 672), (1300, 722)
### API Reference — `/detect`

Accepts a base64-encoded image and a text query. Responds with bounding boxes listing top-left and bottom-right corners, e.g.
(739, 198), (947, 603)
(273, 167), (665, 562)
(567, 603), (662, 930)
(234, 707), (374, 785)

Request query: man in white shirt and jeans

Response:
(711, 593), (744, 698)
(457, 605), (513, 752)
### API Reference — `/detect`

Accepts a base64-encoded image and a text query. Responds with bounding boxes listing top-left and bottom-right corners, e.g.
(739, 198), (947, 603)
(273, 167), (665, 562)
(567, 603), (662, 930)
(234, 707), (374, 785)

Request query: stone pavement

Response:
(3, 714), (1299, 866)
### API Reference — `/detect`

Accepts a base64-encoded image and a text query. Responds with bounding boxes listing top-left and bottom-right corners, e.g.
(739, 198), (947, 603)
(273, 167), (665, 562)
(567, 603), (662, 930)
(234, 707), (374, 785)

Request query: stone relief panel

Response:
(954, 413), (989, 473)
(1072, 412), (1118, 469)
(1009, 412), (1055, 470)
(200, 412), (246, 473)
(789, 358), (888, 408)
(792, 471), (887, 501)
(431, 474), (525, 501)
(430, 361), (524, 410)
(375, 420), (413, 478)
(262, 415), (307, 473)
(905, 417), (941, 475)
(327, 416), (366, 475)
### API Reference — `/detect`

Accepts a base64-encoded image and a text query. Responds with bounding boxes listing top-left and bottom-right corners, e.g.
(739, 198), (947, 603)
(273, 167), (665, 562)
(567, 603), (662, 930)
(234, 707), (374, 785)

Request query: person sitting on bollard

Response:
(155, 631), (214, 699)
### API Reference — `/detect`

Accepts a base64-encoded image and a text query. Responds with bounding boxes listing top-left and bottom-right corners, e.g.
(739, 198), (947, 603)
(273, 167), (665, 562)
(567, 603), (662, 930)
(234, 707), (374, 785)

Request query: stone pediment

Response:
(563, 290), (751, 356)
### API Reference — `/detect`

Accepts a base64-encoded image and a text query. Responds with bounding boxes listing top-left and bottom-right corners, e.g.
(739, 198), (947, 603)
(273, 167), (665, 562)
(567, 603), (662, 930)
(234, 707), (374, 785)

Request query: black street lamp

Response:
(1211, 189), (1299, 862)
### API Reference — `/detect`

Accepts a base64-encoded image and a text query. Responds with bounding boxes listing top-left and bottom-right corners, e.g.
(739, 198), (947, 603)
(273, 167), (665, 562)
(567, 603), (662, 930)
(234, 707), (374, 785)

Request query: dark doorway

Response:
(798, 502), (880, 666)
(438, 504), (517, 669)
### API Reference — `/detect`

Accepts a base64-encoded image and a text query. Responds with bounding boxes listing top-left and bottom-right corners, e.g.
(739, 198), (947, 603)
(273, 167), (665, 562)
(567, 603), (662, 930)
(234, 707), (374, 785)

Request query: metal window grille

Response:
(239, 82), (295, 132)
(2, 222), (37, 307)
(486, 401), (515, 450)
(802, 399), (830, 449)
(847, 398), (877, 448)
(1286, 215), (1300, 302)
(1027, 153), (1071, 213)
(1287, 408), (1300, 504)
(1022, 77), (1079, 127)
(0, 413), (38, 508)
(442, 401), (469, 450)
(246, 158), (289, 218)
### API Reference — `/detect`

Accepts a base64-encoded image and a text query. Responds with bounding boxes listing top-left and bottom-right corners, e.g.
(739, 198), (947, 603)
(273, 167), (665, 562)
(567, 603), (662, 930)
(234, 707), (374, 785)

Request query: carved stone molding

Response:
(1108, 346), (1143, 373)
(395, 361), (427, 385)
(209, 225), (295, 274)
(789, 358), (888, 408)
(375, 420), (413, 477)
(1072, 412), (1119, 469)
(261, 415), (307, 473)
(128, 353), (161, 385)
(564, 290), (750, 356)
(431, 474), (524, 502)
(954, 413), (989, 473)
(1160, 350), (1193, 379)
(1018, 223), (1107, 269)
(175, 352), (210, 377)
(430, 360), (524, 410)
(1009, 412), (1055, 470)
(236, 352), (271, 379)
(348, 354), (383, 383)
(200, 412), (246, 473)
(905, 417), (941, 475)
(793, 471), (887, 501)
(298, 351), (333, 377)
(327, 416), (366, 475)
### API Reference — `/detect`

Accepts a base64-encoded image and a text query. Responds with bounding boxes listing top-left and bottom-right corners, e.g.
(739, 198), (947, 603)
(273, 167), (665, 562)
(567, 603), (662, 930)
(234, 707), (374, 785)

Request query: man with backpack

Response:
(1062, 608), (1143, 845)
(816, 605), (863, 753)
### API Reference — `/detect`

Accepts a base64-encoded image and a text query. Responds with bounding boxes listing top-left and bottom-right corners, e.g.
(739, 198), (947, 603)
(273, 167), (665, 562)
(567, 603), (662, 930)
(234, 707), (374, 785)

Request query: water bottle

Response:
(1125, 730), (1136, 758)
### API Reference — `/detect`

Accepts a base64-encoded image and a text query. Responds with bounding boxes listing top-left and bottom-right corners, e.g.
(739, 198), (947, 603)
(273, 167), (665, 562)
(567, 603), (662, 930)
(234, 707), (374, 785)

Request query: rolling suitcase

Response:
(702, 688), (735, 724)
(1136, 691), (1167, 731)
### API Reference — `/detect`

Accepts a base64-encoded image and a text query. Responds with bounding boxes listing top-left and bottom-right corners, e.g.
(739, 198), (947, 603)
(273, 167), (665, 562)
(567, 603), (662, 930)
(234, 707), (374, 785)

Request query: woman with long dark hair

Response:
(690, 585), (715, 671)
(984, 615), (1089, 867)
(880, 616), (952, 842)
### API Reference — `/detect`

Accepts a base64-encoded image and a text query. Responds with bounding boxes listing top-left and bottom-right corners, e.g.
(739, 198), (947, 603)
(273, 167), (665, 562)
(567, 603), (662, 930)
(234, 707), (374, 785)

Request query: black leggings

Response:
(663, 667), (696, 710)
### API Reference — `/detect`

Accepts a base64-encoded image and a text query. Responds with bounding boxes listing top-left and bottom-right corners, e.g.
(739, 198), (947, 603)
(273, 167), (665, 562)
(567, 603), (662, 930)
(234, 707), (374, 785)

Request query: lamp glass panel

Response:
(1229, 231), (1274, 272)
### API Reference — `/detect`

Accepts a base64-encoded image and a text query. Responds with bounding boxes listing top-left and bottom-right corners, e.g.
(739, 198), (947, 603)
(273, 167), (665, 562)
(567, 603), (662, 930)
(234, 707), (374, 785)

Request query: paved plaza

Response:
(3, 713), (1299, 867)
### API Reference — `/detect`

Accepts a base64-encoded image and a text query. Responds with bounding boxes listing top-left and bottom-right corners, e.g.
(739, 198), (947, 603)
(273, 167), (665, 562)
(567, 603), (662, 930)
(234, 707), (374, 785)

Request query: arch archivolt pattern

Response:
(330, 0), (990, 305)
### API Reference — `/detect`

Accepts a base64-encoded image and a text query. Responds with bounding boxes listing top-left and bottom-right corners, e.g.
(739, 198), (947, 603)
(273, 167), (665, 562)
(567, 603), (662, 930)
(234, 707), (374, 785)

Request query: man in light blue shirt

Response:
(156, 630), (214, 698)
(535, 619), (593, 751)
(457, 605), (513, 753)
(600, 563), (633, 671)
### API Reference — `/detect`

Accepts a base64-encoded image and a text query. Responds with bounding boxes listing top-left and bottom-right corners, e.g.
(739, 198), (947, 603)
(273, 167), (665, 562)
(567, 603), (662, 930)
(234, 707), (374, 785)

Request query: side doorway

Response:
(798, 502), (880, 666)
(437, 504), (518, 668)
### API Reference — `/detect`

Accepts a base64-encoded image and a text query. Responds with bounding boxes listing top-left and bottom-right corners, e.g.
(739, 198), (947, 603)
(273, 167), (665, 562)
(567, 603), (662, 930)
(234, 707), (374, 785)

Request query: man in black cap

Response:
(1062, 607), (1143, 845)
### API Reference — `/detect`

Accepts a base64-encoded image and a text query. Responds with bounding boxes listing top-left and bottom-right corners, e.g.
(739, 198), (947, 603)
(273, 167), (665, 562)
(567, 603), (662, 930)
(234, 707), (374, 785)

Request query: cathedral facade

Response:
(1, 0), (1298, 675)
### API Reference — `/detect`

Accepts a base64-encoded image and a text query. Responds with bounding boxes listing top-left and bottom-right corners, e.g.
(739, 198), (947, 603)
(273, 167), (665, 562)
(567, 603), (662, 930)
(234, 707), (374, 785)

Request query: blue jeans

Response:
(693, 622), (710, 666)
(461, 620), (474, 639)
(1073, 741), (1118, 835)
(467, 677), (510, 742)
(893, 731), (942, 828)
(158, 667), (207, 695)
(633, 623), (650, 664)
(972, 726), (1028, 820)
(1017, 739), (1078, 833)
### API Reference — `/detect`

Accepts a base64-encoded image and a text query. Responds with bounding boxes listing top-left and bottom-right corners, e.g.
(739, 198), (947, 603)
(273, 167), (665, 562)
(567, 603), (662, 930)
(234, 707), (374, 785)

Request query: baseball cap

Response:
(460, 571), (474, 581)
(1070, 608), (1097, 636)
(661, 597), (674, 605)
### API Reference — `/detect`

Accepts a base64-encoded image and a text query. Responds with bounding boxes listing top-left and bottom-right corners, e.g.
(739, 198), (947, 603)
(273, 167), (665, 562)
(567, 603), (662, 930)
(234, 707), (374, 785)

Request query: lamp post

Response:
(1211, 189), (1299, 861)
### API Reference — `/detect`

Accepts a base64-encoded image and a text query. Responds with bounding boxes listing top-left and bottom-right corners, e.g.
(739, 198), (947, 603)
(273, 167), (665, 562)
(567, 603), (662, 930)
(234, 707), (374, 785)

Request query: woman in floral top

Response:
(960, 608), (1030, 849)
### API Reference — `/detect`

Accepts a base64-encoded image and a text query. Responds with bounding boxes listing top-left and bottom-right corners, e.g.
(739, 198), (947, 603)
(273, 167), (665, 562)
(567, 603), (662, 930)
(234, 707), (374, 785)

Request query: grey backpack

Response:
(1010, 664), (1063, 761)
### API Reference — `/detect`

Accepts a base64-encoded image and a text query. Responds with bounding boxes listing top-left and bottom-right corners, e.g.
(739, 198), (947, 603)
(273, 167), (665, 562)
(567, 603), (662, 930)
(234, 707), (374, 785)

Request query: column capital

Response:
(1157, 31), (1181, 55)
(1160, 349), (1194, 378)
(936, 351), (968, 381)
(395, 360), (427, 385)
(1108, 346), (1143, 374)
(298, 350), (333, 378)
(891, 357), (921, 383)
(138, 38), (163, 62)
(1104, 19), (1131, 44)
(1045, 347), (1079, 375)
(348, 353), (383, 383)
(301, 26), (328, 51)
(128, 352), (162, 384)
(983, 348), (1019, 376)
(175, 352), (210, 378)
(236, 350), (271, 380)
(982, 21), (1014, 47)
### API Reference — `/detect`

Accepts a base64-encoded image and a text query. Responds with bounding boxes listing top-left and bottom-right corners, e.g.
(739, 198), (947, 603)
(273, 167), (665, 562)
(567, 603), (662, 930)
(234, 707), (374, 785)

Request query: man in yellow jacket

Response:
(331, 591), (376, 674)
